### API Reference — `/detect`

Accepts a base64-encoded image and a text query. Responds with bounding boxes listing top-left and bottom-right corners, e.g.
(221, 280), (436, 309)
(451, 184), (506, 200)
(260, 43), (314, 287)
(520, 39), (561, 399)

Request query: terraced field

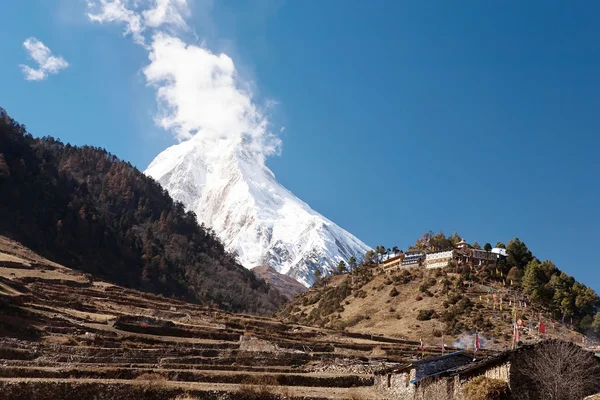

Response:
(0, 236), (492, 400)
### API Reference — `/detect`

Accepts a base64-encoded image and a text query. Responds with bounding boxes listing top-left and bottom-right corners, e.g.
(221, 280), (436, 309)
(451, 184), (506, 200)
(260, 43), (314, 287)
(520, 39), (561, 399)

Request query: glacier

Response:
(145, 134), (370, 287)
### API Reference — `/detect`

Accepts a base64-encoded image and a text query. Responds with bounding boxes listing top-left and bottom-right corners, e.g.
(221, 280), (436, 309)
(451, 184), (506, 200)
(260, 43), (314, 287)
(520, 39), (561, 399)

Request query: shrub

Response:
(463, 376), (508, 400)
(456, 297), (473, 312)
(134, 373), (167, 382)
(393, 270), (412, 284)
(447, 291), (463, 305)
(441, 309), (457, 323)
(134, 372), (168, 389)
(416, 309), (437, 321)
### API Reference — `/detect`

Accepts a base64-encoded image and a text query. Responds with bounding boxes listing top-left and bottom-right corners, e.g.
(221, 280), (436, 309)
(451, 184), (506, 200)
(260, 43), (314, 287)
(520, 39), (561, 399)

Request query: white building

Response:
(425, 250), (454, 269)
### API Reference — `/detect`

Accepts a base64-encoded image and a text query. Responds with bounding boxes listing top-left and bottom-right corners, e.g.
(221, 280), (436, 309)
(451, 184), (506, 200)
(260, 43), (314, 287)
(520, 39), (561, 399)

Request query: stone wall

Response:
(374, 369), (416, 400)
(238, 335), (278, 352)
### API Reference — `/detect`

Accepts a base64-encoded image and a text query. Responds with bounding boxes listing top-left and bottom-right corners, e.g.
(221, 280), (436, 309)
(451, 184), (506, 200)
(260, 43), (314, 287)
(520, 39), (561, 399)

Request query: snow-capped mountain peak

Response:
(145, 135), (370, 286)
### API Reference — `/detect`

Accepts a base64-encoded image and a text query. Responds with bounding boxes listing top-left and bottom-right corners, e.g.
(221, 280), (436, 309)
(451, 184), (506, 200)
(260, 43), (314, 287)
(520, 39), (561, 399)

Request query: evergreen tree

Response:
(506, 237), (534, 269)
(348, 256), (358, 271)
(313, 269), (322, 283)
(593, 313), (600, 335)
(336, 260), (347, 274)
(449, 232), (462, 245)
(523, 260), (544, 303)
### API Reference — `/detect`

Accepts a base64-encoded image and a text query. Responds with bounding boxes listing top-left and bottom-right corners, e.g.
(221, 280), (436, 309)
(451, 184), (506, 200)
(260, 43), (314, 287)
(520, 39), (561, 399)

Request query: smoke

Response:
(452, 332), (488, 350)
(87, 0), (281, 162)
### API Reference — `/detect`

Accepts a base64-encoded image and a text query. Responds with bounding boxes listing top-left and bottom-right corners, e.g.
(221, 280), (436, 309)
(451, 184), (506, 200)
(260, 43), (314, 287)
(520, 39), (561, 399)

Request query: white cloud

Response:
(86, 0), (281, 161)
(143, 33), (280, 157)
(142, 0), (189, 30)
(87, 0), (145, 44)
(19, 37), (69, 81)
(87, 0), (190, 45)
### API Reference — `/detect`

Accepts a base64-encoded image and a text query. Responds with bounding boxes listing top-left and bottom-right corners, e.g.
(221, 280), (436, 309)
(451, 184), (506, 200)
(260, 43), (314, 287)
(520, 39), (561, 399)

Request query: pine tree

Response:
(336, 260), (347, 274)
(348, 256), (358, 271)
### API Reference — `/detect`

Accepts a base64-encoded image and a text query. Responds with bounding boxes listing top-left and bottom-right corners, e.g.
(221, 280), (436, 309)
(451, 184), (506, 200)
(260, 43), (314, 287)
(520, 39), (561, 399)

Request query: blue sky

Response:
(1, 1), (599, 293)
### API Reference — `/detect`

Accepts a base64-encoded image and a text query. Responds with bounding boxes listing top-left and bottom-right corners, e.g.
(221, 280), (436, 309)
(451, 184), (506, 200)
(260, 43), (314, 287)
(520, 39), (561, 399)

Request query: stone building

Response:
(374, 340), (600, 400)
(382, 251), (425, 271)
(374, 351), (474, 399)
(402, 251), (425, 267)
(381, 254), (405, 271)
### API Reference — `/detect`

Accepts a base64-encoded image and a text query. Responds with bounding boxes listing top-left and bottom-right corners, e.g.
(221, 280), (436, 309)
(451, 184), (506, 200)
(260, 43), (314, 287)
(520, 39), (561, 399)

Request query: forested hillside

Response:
(0, 109), (284, 314)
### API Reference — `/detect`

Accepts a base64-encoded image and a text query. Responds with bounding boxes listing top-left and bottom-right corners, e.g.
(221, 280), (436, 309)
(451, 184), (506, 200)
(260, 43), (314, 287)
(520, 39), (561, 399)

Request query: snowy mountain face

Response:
(145, 135), (370, 287)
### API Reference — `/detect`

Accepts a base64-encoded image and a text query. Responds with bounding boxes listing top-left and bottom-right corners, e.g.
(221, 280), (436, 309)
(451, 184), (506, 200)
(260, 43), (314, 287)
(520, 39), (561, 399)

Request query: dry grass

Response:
(134, 372), (169, 389)
(236, 376), (282, 400)
(236, 384), (280, 400)
(463, 376), (508, 400)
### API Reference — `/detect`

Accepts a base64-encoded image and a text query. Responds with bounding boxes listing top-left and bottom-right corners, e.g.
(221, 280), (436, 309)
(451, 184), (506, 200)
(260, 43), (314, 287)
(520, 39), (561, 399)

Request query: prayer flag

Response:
(539, 321), (546, 335)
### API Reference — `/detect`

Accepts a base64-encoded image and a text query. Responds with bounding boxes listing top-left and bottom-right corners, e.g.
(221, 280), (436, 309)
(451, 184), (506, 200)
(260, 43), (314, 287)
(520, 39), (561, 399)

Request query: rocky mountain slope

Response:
(145, 134), (370, 286)
(253, 265), (308, 301)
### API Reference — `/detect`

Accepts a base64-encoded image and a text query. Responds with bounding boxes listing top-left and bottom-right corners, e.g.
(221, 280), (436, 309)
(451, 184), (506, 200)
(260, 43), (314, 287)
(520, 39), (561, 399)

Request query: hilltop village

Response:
(379, 239), (504, 272)
(282, 232), (600, 355)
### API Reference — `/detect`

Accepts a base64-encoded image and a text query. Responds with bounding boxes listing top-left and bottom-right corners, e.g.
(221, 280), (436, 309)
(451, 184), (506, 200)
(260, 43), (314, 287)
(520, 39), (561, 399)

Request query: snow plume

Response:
(143, 33), (280, 156)
(20, 38), (69, 81)
(87, 0), (280, 161)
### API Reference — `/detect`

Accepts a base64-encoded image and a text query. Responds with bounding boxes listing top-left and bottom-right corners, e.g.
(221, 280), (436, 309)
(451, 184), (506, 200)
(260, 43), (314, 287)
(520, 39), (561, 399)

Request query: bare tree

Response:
(511, 340), (600, 400)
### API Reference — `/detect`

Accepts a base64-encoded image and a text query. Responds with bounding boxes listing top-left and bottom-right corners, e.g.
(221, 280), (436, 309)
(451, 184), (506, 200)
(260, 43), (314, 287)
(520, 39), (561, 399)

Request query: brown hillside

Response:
(253, 265), (308, 301)
(277, 265), (594, 351)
